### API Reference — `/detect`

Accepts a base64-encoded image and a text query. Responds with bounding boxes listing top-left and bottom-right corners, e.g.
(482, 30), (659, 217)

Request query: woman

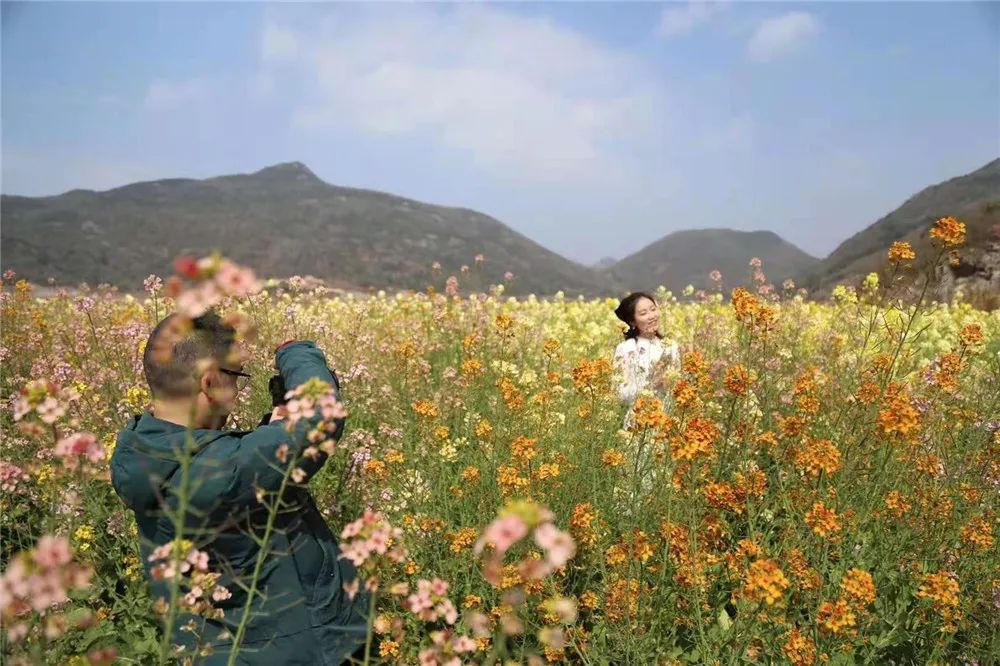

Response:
(612, 292), (680, 416)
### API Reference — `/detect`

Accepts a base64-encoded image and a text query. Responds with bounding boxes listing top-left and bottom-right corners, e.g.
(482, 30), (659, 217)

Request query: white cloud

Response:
(659, 1), (726, 38)
(746, 11), (819, 62)
(261, 6), (670, 185)
(143, 78), (207, 111)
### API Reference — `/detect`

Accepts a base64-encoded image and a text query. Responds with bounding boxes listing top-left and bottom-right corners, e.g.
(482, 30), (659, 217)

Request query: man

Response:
(110, 311), (368, 665)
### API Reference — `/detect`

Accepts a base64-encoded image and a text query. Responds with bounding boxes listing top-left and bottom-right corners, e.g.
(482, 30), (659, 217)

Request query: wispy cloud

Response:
(260, 6), (670, 185)
(143, 78), (207, 111)
(659, 1), (727, 38)
(746, 11), (819, 62)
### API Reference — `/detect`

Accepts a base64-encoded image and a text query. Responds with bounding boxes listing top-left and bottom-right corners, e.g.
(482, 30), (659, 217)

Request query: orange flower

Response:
(511, 435), (539, 463)
(960, 515), (994, 551)
(600, 449), (626, 468)
(671, 417), (719, 462)
(743, 558), (789, 606)
(671, 380), (699, 410)
(475, 420), (494, 439)
(804, 501), (841, 538)
(959, 323), (984, 348)
(916, 570), (962, 631)
(794, 439), (842, 478)
(461, 358), (485, 377)
(570, 503), (600, 548)
(877, 384), (920, 440)
(817, 597), (856, 635)
(447, 527), (479, 553)
(883, 490), (911, 518)
(703, 481), (745, 514)
(887, 241), (916, 263)
(855, 382), (881, 405)
(929, 216), (966, 247)
(378, 640), (400, 658)
(840, 568), (876, 607)
(571, 358), (613, 395)
(411, 399), (439, 419)
(731, 288), (760, 323)
(495, 313), (515, 334)
(461, 466), (481, 483)
(579, 591), (599, 610)
(782, 629), (817, 666)
(723, 364), (753, 396)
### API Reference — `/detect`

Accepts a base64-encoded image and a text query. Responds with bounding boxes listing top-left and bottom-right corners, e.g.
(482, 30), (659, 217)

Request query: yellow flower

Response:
(74, 525), (95, 552)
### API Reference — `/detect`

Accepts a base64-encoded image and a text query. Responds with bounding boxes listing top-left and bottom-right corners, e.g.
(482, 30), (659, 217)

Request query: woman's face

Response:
(632, 297), (659, 336)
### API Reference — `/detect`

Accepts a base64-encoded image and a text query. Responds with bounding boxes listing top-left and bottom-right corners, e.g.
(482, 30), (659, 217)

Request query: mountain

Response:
(604, 228), (819, 294)
(0, 162), (617, 297)
(801, 158), (1000, 293)
(591, 257), (617, 271)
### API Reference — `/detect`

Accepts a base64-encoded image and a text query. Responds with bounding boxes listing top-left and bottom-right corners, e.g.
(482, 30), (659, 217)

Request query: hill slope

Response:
(1, 162), (617, 296)
(801, 158), (1000, 292)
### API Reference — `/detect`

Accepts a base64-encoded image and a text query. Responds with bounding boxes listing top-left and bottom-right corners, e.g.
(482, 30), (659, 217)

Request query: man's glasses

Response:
(219, 368), (252, 392)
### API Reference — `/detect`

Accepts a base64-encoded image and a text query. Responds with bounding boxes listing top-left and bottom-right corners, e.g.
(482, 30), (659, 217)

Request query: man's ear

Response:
(199, 370), (215, 400)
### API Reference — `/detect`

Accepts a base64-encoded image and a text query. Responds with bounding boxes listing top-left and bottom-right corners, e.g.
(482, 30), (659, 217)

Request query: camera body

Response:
(268, 374), (287, 407)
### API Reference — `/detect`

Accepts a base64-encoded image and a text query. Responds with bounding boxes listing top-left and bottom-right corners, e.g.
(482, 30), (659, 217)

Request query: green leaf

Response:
(722, 607), (734, 630)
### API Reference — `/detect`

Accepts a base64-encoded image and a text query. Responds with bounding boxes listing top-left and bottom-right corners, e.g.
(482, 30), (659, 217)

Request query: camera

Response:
(268, 374), (287, 408)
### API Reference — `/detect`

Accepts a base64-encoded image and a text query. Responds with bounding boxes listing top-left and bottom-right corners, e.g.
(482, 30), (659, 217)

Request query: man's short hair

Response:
(143, 311), (237, 399)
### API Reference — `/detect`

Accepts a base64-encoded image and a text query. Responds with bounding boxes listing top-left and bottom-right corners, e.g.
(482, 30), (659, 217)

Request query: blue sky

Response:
(3, 1), (998, 265)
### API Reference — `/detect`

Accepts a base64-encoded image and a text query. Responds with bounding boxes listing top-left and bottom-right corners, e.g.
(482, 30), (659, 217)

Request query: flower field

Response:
(1, 225), (999, 664)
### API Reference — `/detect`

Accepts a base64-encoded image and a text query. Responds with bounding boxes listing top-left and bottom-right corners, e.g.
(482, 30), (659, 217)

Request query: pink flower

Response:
(175, 281), (221, 318)
(212, 586), (232, 602)
(54, 433), (105, 468)
(291, 467), (307, 483)
(32, 536), (72, 568)
(709, 270), (722, 283)
(452, 635), (477, 653)
(186, 550), (209, 572)
(214, 260), (262, 298)
(430, 578), (449, 596)
(534, 523), (576, 569)
(749, 257), (762, 269)
(7, 622), (28, 643)
(439, 599), (458, 625)
(504, 271), (514, 281)
(445, 276), (459, 297)
(144, 275), (163, 295)
(37, 397), (65, 424)
(343, 579), (360, 600)
(476, 515), (528, 556)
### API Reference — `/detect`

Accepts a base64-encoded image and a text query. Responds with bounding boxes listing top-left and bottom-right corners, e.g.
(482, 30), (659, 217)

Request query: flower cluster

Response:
(0, 536), (93, 642)
(474, 500), (576, 588)
(338, 509), (407, 597)
(166, 254), (262, 318)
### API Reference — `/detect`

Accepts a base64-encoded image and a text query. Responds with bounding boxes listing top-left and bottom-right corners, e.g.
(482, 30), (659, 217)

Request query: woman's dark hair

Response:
(614, 292), (662, 340)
